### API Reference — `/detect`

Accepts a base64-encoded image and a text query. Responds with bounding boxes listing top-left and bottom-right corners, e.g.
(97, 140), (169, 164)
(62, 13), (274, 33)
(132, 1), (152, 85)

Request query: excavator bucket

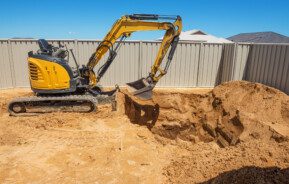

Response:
(126, 78), (155, 100)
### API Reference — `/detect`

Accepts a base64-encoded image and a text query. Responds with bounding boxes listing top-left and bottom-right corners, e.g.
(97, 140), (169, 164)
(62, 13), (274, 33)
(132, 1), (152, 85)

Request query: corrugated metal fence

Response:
(0, 40), (288, 94)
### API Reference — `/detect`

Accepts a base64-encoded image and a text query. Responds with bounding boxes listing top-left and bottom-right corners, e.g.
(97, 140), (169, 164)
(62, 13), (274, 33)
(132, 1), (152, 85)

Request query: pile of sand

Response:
(133, 81), (289, 147)
(122, 80), (289, 183)
(145, 81), (289, 183)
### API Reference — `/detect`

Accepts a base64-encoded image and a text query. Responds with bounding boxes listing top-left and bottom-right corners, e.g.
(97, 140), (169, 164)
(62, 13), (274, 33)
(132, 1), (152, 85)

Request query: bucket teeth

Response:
(126, 78), (155, 100)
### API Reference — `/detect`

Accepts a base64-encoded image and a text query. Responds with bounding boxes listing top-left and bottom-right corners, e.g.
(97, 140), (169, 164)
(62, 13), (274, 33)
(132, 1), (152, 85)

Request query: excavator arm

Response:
(86, 14), (182, 99)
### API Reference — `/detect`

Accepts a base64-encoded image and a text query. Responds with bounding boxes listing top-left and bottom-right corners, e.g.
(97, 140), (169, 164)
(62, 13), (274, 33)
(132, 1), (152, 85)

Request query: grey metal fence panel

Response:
(220, 44), (235, 82)
(176, 43), (200, 87)
(98, 41), (140, 86)
(233, 44), (250, 80)
(140, 41), (159, 84)
(197, 43), (223, 87)
(77, 40), (100, 66)
(219, 43), (251, 83)
(0, 40), (13, 88)
(139, 42), (200, 87)
(10, 40), (39, 87)
(0, 40), (289, 94)
(170, 43), (200, 87)
(245, 44), (289, 94)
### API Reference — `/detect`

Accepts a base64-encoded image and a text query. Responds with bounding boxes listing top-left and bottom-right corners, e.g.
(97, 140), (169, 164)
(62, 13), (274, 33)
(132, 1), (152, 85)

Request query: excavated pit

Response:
(123, 90), (244, 147)
(123, 81), (289, 148)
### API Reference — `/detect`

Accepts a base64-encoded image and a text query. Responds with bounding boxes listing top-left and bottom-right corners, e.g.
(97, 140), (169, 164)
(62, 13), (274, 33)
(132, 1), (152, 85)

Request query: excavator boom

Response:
(86, 14), (182, 99)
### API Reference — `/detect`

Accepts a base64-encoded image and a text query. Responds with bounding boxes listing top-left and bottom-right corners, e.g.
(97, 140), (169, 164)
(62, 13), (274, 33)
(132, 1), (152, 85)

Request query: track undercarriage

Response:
(8, 94), (116, 116)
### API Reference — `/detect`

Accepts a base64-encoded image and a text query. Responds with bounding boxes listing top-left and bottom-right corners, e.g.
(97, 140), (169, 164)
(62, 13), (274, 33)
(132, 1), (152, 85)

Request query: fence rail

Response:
(0, 40), (288, 94)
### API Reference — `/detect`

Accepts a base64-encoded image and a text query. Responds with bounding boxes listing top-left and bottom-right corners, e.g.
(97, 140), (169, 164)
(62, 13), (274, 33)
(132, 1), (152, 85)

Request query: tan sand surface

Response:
(0, 81), (288, 183)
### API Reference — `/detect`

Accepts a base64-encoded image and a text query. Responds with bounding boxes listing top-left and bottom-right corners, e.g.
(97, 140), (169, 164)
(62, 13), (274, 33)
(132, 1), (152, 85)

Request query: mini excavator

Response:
(8, 14), (182, 116)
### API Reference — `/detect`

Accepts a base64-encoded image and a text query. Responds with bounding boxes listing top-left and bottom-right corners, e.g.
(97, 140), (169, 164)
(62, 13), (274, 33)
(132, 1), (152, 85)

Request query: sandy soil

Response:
(0, 81), (289, 183)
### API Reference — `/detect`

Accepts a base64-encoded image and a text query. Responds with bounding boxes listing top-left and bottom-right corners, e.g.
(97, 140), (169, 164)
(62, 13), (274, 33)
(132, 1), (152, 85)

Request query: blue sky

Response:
(0, 0), (288, 40)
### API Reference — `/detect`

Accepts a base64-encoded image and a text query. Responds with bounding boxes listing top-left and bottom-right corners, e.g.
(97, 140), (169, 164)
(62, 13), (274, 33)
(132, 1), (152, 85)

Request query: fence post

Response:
(196, 42), (204, 87)
(7, 39), (16, 87)
(74, 39), (79, 63)
(231, 42), (238, 80)
(242, 44), (253, 80)
(138, 41), (143, 78)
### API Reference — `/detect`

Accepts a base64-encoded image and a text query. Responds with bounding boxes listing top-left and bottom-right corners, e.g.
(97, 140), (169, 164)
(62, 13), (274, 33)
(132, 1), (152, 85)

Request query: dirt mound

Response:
(212, 81), (289, 139)
(145, 81), (289, 184)
(124, 81), (289, 148)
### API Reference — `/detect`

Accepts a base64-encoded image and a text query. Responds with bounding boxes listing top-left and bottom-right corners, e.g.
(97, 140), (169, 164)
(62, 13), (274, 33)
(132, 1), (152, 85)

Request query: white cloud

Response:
(68, 31), (76, 35)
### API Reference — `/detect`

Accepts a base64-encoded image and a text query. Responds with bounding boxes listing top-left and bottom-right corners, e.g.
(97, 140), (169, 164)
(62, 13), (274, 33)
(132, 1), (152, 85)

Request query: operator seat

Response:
(38, 39), (53, 55)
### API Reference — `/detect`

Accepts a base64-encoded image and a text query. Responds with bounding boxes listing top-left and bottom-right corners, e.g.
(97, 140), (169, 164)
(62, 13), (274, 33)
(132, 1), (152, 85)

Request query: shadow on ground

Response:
(201, 166), (289, 184)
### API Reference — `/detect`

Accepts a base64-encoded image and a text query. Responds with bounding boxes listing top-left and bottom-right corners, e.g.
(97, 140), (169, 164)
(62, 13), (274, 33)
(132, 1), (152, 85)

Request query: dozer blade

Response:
(126, 78), (155, 100)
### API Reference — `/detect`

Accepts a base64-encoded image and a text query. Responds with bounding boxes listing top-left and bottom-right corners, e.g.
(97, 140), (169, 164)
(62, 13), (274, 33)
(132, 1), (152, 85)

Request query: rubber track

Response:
(8, 95), (99, 116)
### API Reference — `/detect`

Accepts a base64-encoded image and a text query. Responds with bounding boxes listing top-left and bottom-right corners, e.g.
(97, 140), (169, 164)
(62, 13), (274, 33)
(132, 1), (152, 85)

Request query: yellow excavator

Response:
(8, 14), (182, 116)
